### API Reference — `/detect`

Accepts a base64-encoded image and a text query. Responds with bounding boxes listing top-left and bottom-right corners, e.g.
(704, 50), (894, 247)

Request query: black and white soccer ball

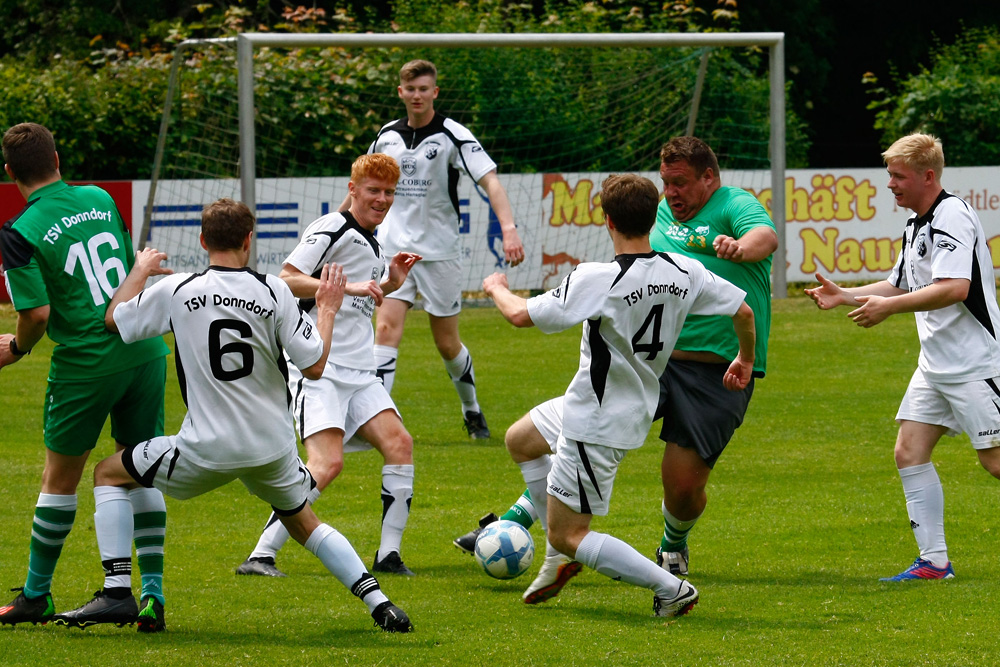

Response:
(473, 520), (535, 579)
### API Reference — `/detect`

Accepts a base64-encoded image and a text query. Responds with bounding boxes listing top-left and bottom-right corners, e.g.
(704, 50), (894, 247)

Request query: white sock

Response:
(94, 486), (134, 590)
(377, 464), (413, 561)
(575, 531), (682, 599)
(518, 456), (552, 533)
(899, 463), (948, 567)
(374, 345), (398, 395)
(250, 486), (320, 560)
(444, 345), (479, 413)
(305, 523), (388, 612)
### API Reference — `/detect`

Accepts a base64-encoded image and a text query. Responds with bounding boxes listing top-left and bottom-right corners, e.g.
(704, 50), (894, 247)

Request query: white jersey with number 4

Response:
(527, 251), (746, 450)
(368, 114), (497, 261)
(113, 266), (323, 470)
(887, 191), (1000, 383)
(283, 210), (386, 372)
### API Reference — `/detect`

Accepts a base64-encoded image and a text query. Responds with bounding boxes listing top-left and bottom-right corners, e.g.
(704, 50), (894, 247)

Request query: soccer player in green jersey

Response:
(0, 123), (169, 632)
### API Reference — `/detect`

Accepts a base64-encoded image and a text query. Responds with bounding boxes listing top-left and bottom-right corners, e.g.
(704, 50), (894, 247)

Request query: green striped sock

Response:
(24, 495), (77, 599)
(501, 489), (537, 529)
(130, 488), (166, 606)
(660, 503), (699, 552)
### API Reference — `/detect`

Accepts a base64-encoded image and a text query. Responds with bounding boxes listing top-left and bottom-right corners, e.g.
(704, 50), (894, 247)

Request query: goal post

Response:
(144, 31), (787, 297)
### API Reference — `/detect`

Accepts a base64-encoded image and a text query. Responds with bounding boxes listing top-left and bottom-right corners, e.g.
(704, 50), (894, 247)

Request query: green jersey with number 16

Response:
(0, 180), (168, 380)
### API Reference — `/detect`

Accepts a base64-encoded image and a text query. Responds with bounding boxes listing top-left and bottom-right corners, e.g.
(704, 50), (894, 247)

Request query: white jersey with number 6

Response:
(113, 266), (324, 470)
(527, 251), (746, 450)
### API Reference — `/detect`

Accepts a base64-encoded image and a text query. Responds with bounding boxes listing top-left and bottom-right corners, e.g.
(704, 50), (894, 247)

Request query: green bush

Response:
(868, 26), (1000, 166)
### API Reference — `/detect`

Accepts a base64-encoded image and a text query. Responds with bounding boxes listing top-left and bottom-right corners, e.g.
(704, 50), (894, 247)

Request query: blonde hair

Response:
(350, 153), (400, 184)
(882, 133), (944, 179)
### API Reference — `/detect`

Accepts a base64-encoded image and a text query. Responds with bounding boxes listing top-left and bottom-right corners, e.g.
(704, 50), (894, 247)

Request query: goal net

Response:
(142, 33), (785, 298)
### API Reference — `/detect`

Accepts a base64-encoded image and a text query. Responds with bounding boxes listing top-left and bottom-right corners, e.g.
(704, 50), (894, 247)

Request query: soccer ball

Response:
(474, 520), (535, 579)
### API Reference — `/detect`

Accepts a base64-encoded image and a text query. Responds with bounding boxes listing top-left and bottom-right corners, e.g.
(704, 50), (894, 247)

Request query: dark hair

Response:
(201, 198), (255, 251)
(399, 59), (437, 83)
(659, 136), (720, 179)
(2, 123), (58, 186)
(600, 174), (659, 238)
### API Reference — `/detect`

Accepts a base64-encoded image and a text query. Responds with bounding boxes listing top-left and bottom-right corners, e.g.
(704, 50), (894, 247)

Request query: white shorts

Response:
(547, 438), (626, 516)
(896, 368), (1000, 449)
(290, 363), (399, 451)
(386, 258), (463, 317)
(529, 397), (564, 453)
(123, 437), (313, 514)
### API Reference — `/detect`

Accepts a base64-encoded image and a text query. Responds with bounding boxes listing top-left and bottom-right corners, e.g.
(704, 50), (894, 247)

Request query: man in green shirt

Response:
(0, 123), (168, 632)
(648, 136), (776, 576)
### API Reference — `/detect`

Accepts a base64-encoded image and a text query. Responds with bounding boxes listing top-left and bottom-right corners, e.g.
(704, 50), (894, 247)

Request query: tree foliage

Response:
(866, 26), (1000, 166)
(0, 0), (807, 179)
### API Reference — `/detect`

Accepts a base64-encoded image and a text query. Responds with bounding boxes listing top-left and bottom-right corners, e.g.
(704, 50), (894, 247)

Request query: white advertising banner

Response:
(131, 165), (1000, 294)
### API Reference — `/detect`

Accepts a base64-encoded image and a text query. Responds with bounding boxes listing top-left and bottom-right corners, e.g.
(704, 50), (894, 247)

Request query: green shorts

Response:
(43, 357), (167, 456)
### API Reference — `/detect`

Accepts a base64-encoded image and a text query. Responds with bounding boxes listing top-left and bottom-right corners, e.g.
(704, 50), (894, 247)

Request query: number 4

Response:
(632, 303), (665, 360)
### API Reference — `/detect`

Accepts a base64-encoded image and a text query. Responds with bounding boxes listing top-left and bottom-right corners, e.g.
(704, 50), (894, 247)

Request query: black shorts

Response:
(655, 359), (755, 468)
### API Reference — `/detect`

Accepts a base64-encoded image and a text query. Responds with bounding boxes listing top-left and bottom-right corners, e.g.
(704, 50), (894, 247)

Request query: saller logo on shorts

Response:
(979, 429), (1000, 437)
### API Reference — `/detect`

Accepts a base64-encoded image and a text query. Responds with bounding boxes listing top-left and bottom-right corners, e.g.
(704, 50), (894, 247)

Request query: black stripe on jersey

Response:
(587, 317), (611, 405)
(294, 376), (306, 437)
(964, 241), (997, 339)
(0, 208), (39, 270)
(169, 270), (210, 409)
(655, 251), (690, 274)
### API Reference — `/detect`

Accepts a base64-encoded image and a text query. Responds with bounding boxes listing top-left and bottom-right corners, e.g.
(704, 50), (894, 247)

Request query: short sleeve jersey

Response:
(113, 266), (323, 470)
(0, 180), (168, 380)
(649, 186), (774, 376)
(368, 113), (497, 260)
(887, 190), (1000, 383)
(282, 210), (385, 372)
(526, 252), (746, 450)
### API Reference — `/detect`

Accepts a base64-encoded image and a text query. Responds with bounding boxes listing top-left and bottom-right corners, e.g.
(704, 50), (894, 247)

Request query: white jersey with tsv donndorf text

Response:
(283, 210), (386, 372)
(888, 190), (1000, 383)
(526, 251), (747, 450)
(369, 113), (497, 261)
(113, 266), (323, 470)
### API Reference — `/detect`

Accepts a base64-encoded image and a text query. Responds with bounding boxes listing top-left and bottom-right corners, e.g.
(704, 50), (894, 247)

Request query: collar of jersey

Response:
(27, 180), (69, 202)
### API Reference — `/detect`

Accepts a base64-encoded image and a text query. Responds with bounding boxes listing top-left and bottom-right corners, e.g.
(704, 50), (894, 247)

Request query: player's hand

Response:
(385, 252), (421, 291)
(315, 263), (346, 315)
(346, 280), (384, 307)
(134, 247), (173, 277)
(848, 295), (892, 328)
(723, 354), (753, 391)
(804, 273), (849, 310)
(0, 333), (22, 370)
(503, 229), (525, 267)
(482, 272), (509, 296)
(713, 235), (744, 262)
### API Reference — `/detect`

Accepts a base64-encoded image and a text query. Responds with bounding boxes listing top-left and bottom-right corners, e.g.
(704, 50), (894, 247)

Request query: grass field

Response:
(0, 298), (996, 666)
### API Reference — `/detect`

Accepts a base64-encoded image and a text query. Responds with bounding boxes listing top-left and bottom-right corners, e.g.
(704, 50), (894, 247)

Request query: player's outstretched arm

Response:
(0, 305), (49, 370)
(302, 263), (345, 380)
(381, 252), (422, 296)
(105, 247), (172, 333)
(478, 171), (524, 267)
(483, 272), (533, 327)
(723, 302), (756, 391)
(848, 277), (969, 329)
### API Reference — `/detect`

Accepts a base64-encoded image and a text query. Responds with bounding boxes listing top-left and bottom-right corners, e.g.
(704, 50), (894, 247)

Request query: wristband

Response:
(10, 338), (30, 356)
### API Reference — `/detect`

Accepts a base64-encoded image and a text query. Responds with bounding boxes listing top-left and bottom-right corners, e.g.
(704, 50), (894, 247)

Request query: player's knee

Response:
(381, 429), (413, 464)
(977, 449), (1000, 479)
(309, 458), (344, 488)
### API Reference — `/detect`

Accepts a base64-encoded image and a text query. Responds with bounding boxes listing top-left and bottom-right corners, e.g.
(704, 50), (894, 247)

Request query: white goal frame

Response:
(147, 31), (787, 296)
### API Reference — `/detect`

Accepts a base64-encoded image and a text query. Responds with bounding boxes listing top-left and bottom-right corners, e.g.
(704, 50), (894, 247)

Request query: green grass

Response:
(1, 299), (996, 666)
